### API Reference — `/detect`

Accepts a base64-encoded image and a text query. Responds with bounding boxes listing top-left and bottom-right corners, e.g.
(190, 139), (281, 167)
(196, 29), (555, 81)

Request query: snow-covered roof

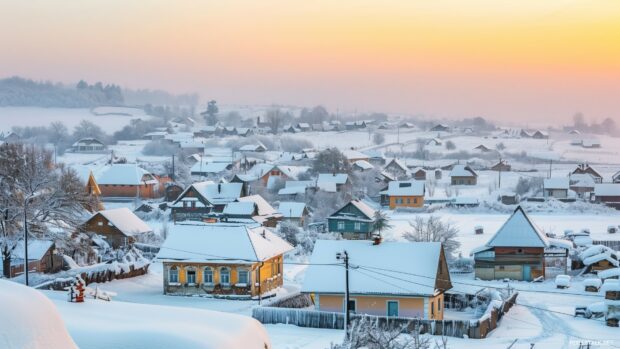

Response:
(157, 224), (293, 263)
(381, 180), (425, 196)
(317, 173), (349, 185)
(595, 184), (620, 196)
(95, 164), (157, 185)
(275, 165), (310, 180)
(342, 149), (369, 160)
(331, 199), (376, 220)
(190, 161), (230, 174)
(302, 240), (446, 296)
(386, 158), (409, 172)
(544, 178), (569, 190)
(583, 252), (619, 267)
(12, 240), (53, 260)
(278, 202), (307, 218)
(569, 173), (596, 187)
(93, 208), (153, 236)
(223, 202), (256, 216)
(189, 182), (244, 205)
(484, 206), (549, 248)
(449, 164), (477, 178)
(598, 268), (620, 279)
(353, 160), (374, 170)
(72, 137), (104, 147)
(239, 143), (266, 152)
(238, 195), (278, 216)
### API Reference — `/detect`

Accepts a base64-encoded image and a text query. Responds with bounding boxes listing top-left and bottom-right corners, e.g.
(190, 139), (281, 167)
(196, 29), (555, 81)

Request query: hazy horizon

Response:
(1, 0), (619, 124)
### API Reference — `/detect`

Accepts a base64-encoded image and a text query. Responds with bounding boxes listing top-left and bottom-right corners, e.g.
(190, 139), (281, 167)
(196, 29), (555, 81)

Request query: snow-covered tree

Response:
(403, 216), (460, 260)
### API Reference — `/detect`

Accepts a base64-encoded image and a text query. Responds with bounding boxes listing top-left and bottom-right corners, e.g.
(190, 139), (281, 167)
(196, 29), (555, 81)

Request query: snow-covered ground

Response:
(0, 106), (151, 133)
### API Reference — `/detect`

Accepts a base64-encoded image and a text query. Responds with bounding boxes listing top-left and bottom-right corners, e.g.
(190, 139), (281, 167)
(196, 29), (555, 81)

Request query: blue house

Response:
(327, 199), (377, 239)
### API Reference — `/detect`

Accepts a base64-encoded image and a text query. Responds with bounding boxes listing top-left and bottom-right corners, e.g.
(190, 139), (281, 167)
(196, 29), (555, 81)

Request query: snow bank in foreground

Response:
(0, 280), (78, 349)
(46, 290), (271, 349)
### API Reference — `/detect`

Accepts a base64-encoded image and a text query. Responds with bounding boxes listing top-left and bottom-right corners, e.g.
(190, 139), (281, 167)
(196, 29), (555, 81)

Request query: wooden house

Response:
(613, 171), (620, 184)
(353, 160), (374, 172)
(235, 195), (282, 227)
(449, 165), (478, 185)
(157, 223), (293, 297)
(472, 206), (569, 281)
(316, 173), (351, 193)
(568, 173), (596, 198)
(278, 202), (309, 227)
(594, 184), (620, 209)
(3, 240), (62, 278)
(543, 178), (570, 199)
(327, 200), (377, 239)
(380, 180), (425, 209)
(95, 164), (161, 199)
(474, 144), (492, 152)
(430, 124), (450, 132)
(164, 183), (184, 202)
(171, 181), (244, 220)
(342, 149), (370, 163)
(72, 138), (106, 152)
(571, 164), (603, 183)
(383, 159), (410, 179)
(82, 208), (153, 249)
(412, 168), (426, 181)
(491, 160), (511, 172)
(302, 240), (452, 320)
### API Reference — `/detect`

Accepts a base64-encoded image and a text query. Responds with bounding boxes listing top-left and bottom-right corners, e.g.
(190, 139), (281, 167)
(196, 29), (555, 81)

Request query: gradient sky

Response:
(1, 0), (619, 124)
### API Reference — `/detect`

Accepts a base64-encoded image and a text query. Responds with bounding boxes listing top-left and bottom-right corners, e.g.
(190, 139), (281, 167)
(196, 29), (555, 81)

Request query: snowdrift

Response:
(0, 280), (78, 349)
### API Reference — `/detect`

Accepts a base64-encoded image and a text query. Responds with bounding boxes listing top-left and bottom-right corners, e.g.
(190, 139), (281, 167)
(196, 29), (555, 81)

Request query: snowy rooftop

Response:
(544, 178), (570, 190)
(381, 180), (425, 196)
(190, 161), (230, 174)
(317, 173), (349, 185)
(12, 239), (54, 260)
(484, 206), (549, 248)
(354, 160), (374, 170)
(342, 149), (369, 160)
(449, 164), (477, 178)
(180, 181), (243, 205)
(594, 184), (620, 196)
(95, 164), (157, 185)
(302, 240), (445, 296)
(94, 208), (153, 236)
(238, 195), (278, 216)
(223, 202), (256, 216)
(157, 224), (293, 263)
(278, 202), (307, 218)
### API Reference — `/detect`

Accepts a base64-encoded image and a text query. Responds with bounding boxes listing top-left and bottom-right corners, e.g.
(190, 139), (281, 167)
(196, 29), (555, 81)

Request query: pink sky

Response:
(1, 0), (619, 124)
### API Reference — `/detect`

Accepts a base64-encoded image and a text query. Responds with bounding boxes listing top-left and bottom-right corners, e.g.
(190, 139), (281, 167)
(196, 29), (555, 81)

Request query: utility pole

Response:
(336, 250), (350, 338)
(549, 159), (553, 179)
(171, 154), (175, 180)
(24, 198), (29, 286)
(397, 125), (400, 145)
(498, 158), (502, 189)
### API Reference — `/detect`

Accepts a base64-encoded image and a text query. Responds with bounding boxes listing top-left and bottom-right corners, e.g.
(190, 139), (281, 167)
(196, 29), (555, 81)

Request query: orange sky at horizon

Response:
(1, 0), (619, 124)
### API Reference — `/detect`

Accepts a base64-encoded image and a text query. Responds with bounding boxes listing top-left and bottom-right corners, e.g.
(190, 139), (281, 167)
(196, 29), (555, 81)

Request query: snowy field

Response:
(0, 106), (150, 133)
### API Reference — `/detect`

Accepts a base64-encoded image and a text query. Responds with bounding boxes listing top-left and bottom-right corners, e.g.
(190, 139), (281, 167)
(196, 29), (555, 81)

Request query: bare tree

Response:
(403, 216), (460, 259)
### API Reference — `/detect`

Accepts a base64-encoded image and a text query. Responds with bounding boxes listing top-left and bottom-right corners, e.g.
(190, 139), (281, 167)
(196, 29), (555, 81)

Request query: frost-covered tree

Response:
(372, 210), (392, 236)
(403, 216), (460, 260)
(0, 144), (95, 277)
(373, 132), (385, 145)
(202, 100), (219, 125)
(312, 148), (351, 174)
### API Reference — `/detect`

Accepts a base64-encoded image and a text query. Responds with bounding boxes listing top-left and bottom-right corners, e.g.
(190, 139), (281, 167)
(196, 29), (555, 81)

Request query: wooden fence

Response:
(593, 240), (620, 251)
(252, 293), (518, 339)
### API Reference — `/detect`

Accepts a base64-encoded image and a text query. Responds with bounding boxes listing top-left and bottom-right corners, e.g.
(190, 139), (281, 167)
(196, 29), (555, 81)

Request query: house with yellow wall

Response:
(302, 240), (452, 320)
(380, 180), (425, 209)
(157, 223), (293, 297)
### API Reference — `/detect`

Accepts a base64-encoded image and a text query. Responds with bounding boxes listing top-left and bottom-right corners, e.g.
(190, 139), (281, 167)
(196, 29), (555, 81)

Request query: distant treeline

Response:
(0, 76), (199, 108)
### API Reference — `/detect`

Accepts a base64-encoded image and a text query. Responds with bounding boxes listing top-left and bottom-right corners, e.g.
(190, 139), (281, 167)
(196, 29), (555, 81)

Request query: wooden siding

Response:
(388, 195), (424, 209)
(451, 176), (477, 185)
(82, 213), (134, 249)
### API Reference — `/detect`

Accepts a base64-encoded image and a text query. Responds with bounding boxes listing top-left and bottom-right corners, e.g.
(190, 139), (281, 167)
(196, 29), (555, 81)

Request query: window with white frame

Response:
(203, 267), (213, 284)
(237, 269), (249, 284)
(168, 266), (179, 283)
(337, 221), (345, 230)
(354, 222), (361, 230)
(220, 267), (230, 285)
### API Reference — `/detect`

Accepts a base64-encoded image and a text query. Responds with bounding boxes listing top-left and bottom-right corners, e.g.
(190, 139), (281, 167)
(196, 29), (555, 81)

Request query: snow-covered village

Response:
(1, 2), (620, 349)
